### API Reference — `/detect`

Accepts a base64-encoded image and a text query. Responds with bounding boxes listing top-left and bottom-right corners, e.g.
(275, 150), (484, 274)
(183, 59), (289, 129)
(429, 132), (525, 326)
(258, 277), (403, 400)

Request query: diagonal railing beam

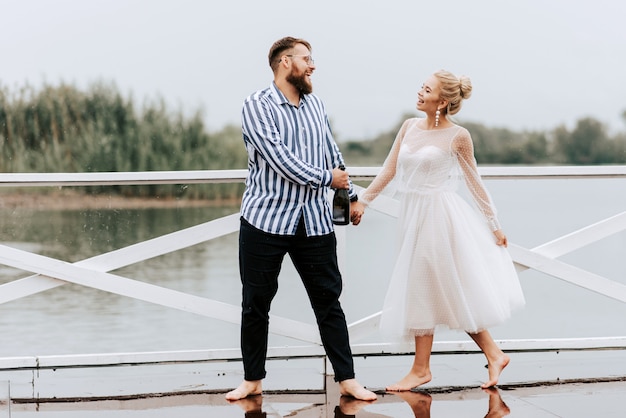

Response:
(516, 211), (626, 272)
(0, 213), (241, 303)
(347, 312), (381, 342)
(0, 244), (323, 345)
(509, 244), (626, 303)
(0, 168), (624, 369)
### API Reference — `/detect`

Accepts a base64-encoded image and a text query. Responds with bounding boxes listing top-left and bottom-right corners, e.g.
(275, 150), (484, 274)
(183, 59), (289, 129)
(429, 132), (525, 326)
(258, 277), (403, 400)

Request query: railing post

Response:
(0, 380), (10, 418)
(0, 166), (625, 397)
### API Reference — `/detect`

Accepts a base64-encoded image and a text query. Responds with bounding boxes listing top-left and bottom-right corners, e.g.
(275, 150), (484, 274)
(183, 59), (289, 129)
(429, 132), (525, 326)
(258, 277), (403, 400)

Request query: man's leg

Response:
(227, 219), (286, 400)
(289, 224), (376, 400)
(289, 224), (354, 380)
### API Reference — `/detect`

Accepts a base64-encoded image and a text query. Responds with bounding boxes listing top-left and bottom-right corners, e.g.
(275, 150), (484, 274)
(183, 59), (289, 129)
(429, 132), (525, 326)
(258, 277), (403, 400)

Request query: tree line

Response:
(1, 82), (625, 199)
(0, 82), (247, 200)
(341, 113), (626, 166)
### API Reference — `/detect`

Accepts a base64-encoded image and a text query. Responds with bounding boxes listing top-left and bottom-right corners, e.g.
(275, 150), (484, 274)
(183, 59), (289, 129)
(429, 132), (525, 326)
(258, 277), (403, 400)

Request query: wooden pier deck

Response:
(2, 349), (626, 417)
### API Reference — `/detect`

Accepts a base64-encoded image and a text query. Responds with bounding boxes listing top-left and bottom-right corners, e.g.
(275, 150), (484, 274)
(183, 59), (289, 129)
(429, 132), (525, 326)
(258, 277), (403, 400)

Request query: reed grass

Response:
(0, 81), (246, 200)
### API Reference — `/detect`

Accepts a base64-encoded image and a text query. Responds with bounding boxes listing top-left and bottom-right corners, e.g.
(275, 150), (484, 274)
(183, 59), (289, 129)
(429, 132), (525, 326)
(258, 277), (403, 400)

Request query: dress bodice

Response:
(396, 124), (462, 194)
(360, 118), (501, 231)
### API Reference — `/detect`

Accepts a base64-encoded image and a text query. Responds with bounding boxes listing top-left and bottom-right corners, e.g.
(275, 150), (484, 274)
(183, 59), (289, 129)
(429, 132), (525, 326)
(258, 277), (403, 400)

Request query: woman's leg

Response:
(467, 330), (510, 388)
(386, 334), (434, 391)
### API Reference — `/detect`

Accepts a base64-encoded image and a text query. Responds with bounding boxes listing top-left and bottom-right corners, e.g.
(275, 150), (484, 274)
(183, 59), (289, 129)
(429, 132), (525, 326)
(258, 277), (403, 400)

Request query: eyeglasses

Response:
(285, 54), (315, 65)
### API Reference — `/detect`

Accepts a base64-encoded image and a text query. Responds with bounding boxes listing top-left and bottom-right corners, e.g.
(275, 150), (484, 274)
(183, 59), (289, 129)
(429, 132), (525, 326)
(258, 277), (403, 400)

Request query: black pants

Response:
(238, 217), (355, 382)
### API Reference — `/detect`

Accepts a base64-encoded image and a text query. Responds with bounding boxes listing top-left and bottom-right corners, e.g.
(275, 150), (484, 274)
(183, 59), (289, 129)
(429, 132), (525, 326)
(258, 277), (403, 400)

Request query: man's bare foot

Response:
(385, 371), (432, 391)
(227, 393), (263, 412)
(338, 378), (377, 401)
(483, 387), (510, 417)
(337, 395), (374, 415)
(225, 380), (262, 401)
(482, 354), (510, 388)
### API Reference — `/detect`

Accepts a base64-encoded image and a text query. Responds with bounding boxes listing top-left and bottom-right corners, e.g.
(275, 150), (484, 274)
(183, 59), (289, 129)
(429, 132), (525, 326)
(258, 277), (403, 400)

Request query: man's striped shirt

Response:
(240, 82), (355, 236)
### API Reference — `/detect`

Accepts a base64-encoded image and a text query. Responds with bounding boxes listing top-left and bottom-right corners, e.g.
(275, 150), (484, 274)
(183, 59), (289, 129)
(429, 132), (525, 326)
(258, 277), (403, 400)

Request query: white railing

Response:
(0, 166), (625, 374)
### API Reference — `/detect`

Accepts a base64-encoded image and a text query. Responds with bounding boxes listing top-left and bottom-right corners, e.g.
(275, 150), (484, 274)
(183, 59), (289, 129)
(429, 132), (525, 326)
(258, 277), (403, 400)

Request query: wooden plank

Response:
(0, 214), (240, 303)
(509, 244), (626, 302)
(347, 312), (381, 342)
(1, 337), (625, 371)
(0, 169), (249, 186)
(1, 166), (625, 187)
(349, 165), (626, 180)
(0, 245), (323, 345)
(531, 211), (626, 259)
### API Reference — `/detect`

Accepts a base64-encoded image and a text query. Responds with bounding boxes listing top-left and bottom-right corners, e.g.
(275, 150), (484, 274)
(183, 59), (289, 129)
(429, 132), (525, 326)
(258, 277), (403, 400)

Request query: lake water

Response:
(0, 177), (625, 357)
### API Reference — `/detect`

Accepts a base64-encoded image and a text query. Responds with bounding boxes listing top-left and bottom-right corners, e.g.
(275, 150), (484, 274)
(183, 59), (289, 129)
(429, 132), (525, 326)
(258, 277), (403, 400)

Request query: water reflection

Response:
(226, 388), (510, 417)
(0, 204), (244, 356)
(228, 394), (265, 417)
(482, 388), (511, 418)
(334, 396), (379, 417)
(391, 388), (509, 418)
(390, 391), (432, 417)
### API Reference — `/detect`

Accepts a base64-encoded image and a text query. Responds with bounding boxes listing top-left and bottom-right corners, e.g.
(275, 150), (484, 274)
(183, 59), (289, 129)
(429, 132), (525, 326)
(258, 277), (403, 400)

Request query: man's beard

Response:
(286, 69), (313, 95)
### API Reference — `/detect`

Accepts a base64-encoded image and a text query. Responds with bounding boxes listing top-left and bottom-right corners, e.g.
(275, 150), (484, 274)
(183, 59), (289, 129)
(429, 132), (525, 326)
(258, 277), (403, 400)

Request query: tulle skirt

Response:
(380, 190), (525, 340)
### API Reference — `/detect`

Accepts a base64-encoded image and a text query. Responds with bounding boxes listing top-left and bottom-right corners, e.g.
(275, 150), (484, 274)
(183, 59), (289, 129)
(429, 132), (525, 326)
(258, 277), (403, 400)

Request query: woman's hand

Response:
(494, 229), (508, 247)
(350, 201), (366, 226)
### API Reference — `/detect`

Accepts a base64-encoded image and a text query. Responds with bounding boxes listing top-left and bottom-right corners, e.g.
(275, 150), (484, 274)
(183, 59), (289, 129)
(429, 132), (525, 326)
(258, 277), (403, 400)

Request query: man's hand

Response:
(331, 167), (350, 189)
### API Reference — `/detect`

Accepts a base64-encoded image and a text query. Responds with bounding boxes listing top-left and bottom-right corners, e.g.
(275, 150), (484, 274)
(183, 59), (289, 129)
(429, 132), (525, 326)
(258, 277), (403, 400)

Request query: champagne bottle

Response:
(332, 165), (350, 225)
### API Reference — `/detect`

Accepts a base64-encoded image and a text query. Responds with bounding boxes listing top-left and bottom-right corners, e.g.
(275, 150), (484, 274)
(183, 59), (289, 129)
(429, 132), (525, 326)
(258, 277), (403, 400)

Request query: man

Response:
(225, 37), (376, 401)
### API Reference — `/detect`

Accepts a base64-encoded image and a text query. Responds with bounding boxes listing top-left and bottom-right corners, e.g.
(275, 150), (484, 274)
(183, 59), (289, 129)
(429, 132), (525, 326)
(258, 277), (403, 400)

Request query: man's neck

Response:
(275, 78), (301, 107)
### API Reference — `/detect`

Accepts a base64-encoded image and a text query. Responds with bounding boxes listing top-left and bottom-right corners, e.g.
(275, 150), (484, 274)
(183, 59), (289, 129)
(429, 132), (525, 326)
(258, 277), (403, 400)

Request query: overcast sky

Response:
(2, 0), (625, 141)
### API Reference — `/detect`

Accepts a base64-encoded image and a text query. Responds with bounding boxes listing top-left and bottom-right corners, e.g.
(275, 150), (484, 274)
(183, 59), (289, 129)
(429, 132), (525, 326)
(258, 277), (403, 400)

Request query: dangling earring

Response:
(435, 109), (440, 127)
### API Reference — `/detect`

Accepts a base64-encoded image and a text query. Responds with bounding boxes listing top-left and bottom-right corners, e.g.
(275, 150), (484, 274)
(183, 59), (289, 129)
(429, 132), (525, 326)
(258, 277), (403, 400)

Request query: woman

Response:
(351, 70), (525, 390)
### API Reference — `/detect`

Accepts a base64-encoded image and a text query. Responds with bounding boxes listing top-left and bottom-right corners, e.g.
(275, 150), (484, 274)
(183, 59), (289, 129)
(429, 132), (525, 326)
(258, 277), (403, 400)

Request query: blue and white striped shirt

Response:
(240, 82), (355, 236)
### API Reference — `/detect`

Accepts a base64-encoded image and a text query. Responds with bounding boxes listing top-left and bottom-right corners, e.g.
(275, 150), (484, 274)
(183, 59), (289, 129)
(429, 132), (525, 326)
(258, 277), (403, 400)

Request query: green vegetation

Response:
(0, 82), (247, 200)
(1, 82), (625, 200)
(341, 113), (626, 166)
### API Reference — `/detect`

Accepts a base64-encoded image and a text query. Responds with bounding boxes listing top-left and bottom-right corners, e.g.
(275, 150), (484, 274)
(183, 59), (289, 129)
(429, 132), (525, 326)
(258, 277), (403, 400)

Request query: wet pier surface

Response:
(6, 380), (625, 417)
(3, 349), (626, 417)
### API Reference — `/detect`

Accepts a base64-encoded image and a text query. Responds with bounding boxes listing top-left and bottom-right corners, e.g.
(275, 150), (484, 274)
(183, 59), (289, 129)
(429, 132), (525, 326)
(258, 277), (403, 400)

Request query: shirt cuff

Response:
(488, 217), (501, 231)
(321, 170), (333, 187)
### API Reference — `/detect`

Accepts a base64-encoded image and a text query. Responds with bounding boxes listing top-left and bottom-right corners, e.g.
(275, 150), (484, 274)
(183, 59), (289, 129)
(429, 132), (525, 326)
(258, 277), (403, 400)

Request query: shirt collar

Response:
(270, 81), (309, 107)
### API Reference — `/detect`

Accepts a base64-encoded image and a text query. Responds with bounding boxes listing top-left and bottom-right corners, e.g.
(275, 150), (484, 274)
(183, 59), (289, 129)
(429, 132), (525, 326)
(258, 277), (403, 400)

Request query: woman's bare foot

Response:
(386, 371), (432, 391)
(225, 380), (262, 401)
(483, 387), (510, 417)
(482, 354), (510, 388)
(338, 378), (377, 401)
(395, 391), (432, 417)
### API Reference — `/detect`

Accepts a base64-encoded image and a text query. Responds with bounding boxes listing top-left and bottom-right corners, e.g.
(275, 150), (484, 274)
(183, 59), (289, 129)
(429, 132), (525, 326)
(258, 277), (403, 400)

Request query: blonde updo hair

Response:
(434, 69), (472, 116)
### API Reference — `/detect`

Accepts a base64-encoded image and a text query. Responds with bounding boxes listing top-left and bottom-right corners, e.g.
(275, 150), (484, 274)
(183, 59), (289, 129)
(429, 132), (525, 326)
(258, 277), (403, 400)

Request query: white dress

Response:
(360, 118), (525, 340)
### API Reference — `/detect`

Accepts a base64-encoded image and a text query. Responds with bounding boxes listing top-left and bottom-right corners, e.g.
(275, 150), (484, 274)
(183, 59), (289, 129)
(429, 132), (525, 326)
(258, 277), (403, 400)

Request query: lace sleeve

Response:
(359, 118), (412, 206)
(453, 128), (501, 231)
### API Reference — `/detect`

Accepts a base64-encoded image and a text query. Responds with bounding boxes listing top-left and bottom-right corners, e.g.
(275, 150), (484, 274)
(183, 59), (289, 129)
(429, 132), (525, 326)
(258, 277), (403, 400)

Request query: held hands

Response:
(494, 229), (508, 247)
(351, 201), (366, 226)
